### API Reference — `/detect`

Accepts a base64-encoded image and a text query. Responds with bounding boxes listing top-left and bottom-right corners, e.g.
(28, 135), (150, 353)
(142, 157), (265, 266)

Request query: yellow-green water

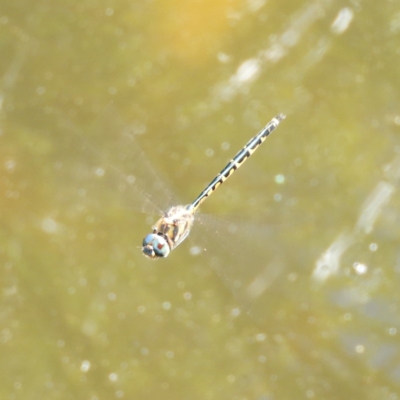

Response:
(1, 0), (400, 399)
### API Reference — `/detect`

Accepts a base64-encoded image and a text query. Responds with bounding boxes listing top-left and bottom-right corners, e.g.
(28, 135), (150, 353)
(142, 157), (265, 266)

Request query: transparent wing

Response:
(191, 213), (318, 314)
(55, 105), (179, 217)
(190, 161), (400, 392)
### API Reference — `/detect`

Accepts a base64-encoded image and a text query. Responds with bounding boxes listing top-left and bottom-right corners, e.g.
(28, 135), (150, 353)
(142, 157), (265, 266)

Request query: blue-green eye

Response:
(142, 233), (170, 259)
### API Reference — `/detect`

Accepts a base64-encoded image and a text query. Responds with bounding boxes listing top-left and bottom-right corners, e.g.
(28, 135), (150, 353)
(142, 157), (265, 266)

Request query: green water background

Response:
(1, 0), (400, 399)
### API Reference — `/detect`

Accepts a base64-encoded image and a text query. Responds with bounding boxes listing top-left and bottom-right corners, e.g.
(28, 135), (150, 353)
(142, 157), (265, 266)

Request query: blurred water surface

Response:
(1, 0), (400, 399)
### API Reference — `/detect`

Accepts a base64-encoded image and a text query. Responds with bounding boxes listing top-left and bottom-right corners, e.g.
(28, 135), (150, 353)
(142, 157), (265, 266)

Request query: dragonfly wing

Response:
(55, 106), (179, 217)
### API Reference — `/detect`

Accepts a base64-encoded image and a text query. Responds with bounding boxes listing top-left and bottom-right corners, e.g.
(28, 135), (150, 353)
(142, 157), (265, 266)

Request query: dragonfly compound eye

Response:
(142, 233), (170, 259)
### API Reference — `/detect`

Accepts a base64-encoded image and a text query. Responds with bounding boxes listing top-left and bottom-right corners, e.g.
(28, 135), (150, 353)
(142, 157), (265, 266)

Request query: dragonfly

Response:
(142, 113), (286, 259)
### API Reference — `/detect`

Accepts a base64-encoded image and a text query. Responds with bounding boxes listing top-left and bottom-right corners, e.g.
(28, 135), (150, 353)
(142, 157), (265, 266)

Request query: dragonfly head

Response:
(142, 233), (170, 259)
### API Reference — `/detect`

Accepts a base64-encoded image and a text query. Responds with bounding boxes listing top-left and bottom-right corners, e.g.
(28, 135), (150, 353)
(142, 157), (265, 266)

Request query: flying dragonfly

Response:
(142, 114), (285, 259)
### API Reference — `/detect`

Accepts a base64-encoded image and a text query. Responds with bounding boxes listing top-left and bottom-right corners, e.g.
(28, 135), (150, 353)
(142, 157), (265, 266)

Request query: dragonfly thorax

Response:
(142, 205), (195, 259)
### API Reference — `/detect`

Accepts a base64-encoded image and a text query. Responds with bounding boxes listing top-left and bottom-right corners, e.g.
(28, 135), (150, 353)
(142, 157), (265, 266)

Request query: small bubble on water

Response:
(105, 7), (114, 16)
(230, 308), (241, 317)
(183, 292), (192, 300)
(217, 52), (232, 63)
(140, 347), (149, 355)
(256, 333), (267, 342)
(258, 355), (267, 363)
(274, 193), (282, 202)
(343, 313), (352, 321)
(388, 327), (397, 335)
(108, 292), (117, 301)
(221, 141), (230, 151)
(126, 175), (136, 184)
(166, 351), (174, 359)
(80, 360), (91, 372)
(108, 373), (118, 382)
(95, 167), (105, 177)
(177, 281), (185, 289)
(205, 148), (214, 157)
(355, 344), (365, 354)
(79, 278), (87, 286)
(274, 174), (285, 184)
(137, 305), (146, 314)
(369, 243), (378, 251)
(353, 262), (367, 275)
(5, 159), (16, 171)
(306, 389), (315, 398)
(131, 122), (147, 135)
(41, 217), (59, 234)
(189, 246), (201, 256)
(36, 86), (46, 95)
